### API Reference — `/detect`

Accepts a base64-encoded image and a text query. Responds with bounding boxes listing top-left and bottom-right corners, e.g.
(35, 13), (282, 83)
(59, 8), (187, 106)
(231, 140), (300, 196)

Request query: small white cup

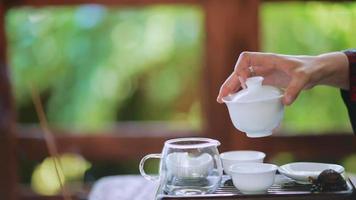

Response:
(230, 163), (277, 194)
(220, 151), (265, 175)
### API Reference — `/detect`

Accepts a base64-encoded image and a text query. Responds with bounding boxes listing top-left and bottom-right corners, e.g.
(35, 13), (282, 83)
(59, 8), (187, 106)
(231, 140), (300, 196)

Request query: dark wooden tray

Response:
(156, 175), (356, 200)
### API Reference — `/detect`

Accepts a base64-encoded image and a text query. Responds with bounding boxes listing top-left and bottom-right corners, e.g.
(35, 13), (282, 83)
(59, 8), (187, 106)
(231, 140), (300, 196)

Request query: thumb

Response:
(283, 77), (307, 105)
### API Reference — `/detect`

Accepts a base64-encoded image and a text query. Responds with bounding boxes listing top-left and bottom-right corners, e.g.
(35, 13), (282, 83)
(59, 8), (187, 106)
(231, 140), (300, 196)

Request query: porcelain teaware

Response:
(220, 150), (265, 175)
(139, 137), (223, 195)
(278, 162), (345, 184)
(222, 76), (284, 137)
(230, 163), (278, 194)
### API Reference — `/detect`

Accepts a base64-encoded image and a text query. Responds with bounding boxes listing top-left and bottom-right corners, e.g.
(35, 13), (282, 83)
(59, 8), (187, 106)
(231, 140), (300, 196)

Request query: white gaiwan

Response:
(222, 76), (284, 138)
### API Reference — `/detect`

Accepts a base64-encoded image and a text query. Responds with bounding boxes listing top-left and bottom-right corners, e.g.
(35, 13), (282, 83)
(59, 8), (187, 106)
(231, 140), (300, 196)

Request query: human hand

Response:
(217, 51), (349, 105)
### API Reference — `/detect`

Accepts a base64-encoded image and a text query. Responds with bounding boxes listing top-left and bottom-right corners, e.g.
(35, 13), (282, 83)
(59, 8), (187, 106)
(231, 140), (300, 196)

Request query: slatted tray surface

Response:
(156, 175), (356, 200)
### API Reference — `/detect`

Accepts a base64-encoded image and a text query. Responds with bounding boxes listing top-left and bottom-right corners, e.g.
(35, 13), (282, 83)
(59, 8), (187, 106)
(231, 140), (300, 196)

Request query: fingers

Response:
(235, 51), (282, 72)
(217, 73), (240, 103)
(217, 52), (269, 103)
(217, 51), (288, 104)
(238, 76), (247, 89)
(217, 69), (251, 104)
(235, 52), (308, 105)
(217, 63), (252, 103)
(283, 75), (308, 105)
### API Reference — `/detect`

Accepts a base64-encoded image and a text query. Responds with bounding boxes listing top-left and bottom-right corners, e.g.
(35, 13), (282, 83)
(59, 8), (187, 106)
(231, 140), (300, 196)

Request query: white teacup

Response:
(230, 163), (278, 194)
(220, 151), (265, 175)
(222, 76), (284, 138)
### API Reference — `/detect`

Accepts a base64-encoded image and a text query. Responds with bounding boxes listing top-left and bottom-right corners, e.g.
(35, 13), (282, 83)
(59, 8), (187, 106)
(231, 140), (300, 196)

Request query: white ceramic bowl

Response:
(166, 152), (214, 178)
(230, 163), (278, 194)
(223, 95), (283, 137)
(222, 77), (284, 138)
(278, 162), (345, 183)
(220, 151), (265, 175)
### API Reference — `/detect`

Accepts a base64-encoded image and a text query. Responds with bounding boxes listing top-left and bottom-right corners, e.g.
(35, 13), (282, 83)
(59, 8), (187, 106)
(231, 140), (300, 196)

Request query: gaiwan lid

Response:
(225, 76), (283, 103)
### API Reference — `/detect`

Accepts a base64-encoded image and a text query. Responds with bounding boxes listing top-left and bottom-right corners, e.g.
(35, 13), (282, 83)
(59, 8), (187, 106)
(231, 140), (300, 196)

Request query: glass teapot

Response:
(139, 138), (223, 195)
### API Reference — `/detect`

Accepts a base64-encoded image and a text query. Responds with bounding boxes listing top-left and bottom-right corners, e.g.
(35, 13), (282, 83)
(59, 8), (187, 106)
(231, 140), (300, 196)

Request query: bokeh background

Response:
(5, 1), (356, 197)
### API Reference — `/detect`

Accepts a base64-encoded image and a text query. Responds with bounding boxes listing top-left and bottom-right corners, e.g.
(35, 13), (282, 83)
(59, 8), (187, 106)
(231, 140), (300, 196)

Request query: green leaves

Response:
(8, 5), (203, 132)
(262, 2), (355, 133)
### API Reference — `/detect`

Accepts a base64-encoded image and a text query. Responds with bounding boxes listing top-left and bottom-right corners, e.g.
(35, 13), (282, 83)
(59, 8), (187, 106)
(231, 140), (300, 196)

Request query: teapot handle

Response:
(139, 153), (161, 181)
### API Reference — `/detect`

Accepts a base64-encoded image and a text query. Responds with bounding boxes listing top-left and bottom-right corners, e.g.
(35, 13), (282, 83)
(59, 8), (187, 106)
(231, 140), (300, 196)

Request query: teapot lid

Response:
(224, 76), (283, 103)
(165, 137), (220, 149)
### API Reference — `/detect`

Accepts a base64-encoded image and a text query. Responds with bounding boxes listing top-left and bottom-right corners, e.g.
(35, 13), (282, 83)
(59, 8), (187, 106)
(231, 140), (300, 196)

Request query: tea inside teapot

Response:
(166, 152), (214, 178)
(139, 137), (223, 195)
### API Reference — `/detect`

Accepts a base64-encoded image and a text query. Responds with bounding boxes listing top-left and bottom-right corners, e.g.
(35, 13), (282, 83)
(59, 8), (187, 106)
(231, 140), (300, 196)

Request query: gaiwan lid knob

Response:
(245, 76), (263, 91)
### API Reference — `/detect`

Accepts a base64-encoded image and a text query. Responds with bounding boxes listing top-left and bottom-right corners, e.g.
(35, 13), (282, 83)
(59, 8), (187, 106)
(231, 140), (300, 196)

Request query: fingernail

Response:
(285, 95), (292, 105)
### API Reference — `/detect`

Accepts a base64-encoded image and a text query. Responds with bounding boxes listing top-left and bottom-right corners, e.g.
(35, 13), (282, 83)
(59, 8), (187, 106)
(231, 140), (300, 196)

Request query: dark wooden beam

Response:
(18, 121), (201, 137)
(19, 184), (85, 200)
(229, 132), (356, 162)
(263, 0), (354, 2)
(16, 125), (356, 163)
(202, 0), (259, 151)
(0, 2), (17, 200)
(17, 125), (200, 161)
(20, 196), (81, 200)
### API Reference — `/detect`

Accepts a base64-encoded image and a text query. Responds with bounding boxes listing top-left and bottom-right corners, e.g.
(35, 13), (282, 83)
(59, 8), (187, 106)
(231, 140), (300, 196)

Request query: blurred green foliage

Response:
(7, 2), (356, 134)
(31, 153), (90, 195)
(7, 5), (203, 132)
(8, 2), (356, 196)
(343, 154), (356, 174)
(261, 2), (356, 133)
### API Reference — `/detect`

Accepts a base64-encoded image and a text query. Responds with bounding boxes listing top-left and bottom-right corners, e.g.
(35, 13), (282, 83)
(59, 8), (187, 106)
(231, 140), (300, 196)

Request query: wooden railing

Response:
(0, 0), (355, 200)
(16, 126), (356, 162)
(0, 2), (17, 200)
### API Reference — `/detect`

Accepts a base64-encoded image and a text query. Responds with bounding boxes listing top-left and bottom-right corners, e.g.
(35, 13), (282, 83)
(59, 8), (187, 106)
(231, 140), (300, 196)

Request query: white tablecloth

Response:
(88, 175), (158, 200)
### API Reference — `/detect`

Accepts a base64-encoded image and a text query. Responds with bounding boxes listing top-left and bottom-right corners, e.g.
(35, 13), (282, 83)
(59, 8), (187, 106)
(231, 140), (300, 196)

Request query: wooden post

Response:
(202, 0), (259, 151)
(0, 1), (18, 200)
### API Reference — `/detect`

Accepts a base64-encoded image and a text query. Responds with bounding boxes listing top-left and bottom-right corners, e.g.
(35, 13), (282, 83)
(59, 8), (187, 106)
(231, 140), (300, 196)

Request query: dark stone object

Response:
(310, 169), (348, 192)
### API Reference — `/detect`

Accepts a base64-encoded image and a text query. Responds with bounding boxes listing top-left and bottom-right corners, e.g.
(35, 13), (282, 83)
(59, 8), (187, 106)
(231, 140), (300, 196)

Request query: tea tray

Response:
(156, 175), (356, 200)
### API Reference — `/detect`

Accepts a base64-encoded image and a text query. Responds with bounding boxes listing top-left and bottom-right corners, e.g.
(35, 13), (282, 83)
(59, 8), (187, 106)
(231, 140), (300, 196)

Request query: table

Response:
(88, 175), (356, 200)
(88, 175), (158, 200)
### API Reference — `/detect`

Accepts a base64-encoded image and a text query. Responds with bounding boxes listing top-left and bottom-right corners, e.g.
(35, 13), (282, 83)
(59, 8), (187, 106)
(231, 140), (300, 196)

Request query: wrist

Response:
(315, 52), (349, 89)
